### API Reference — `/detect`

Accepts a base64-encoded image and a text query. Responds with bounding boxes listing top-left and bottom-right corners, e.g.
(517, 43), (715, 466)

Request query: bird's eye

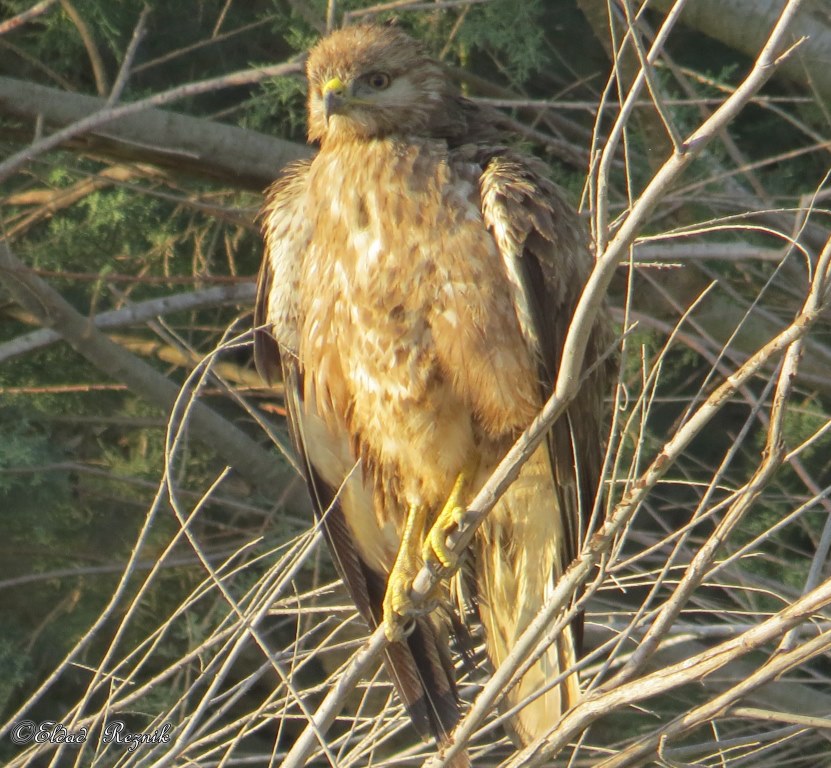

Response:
(367, 72), (391, 90)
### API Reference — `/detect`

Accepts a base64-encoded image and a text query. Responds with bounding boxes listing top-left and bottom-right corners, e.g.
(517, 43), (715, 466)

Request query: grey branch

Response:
(649, 0), (831, 105)
(0, 282), (256, 364)
(0, 72), (311, 189)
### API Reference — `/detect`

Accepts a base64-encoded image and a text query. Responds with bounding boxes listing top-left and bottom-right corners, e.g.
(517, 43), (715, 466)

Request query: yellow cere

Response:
(322, 77), (346, 95)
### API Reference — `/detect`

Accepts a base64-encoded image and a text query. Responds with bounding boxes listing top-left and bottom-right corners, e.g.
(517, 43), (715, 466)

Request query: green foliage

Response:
(452, 0), (547, 83)
(241, 75), (308, 142)
(0, 632), (31, 715)
(0, 411), (70, 509)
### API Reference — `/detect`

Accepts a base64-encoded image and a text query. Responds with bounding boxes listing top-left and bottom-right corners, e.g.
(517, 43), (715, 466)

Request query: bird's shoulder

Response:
(255, 158), (314, 383)
(260, 158), (313, 237)
(452, 143), (591, 311)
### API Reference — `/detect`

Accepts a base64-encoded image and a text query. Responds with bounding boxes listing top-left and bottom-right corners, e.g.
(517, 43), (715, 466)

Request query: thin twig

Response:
(0, 0), (59, 36)
(107, 6), (150, 105)
(0, 283), (255, 364)
(344, 0), (491, 22)
(59, 0), (109, 95)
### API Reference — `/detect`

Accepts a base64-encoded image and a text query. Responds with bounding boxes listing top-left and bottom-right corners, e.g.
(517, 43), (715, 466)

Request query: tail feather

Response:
(386, 615), (471, 767)
(357, 553), (468, 762)
(475, 446), (581, 745)
(385, 614), (460, 742)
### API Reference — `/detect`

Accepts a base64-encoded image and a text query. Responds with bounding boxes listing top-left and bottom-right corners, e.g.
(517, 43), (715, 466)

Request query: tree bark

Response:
(0, 75), (311, 190)
(648, 0), (831, 103)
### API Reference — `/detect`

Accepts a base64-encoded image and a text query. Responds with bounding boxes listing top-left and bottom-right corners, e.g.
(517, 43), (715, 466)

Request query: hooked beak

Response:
(322, 76), (351, 125)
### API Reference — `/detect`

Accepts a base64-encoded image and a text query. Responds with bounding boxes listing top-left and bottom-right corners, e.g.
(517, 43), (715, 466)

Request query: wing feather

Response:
(253, 254), (280, 385)
(476, 147), (614, 632)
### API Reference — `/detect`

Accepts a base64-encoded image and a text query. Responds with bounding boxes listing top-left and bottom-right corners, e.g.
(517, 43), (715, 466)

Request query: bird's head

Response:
(305, 25), (454, 145)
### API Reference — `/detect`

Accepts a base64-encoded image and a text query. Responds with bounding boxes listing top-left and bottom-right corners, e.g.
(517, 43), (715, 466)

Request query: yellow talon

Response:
(422, 472), (467, 573)
(383, 467), (476, 641)
(383, 502), (427, 642)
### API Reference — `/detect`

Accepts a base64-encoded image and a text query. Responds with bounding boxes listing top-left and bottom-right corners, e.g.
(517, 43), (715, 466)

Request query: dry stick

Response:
(619, 0), (684, 152)
(611, 298), (831, 581)
(656, 256), (831, 672)
(602, 635), (831, 767)
(50, 482), (242, 768)
(135, 17), (273, 74)
(475, 95), (813, 110)
(0, 461), (172, 746)
(344, 0), (491, 22)
(43, 327), (293, 767)
(3, 483), (296, 766)
(3, 164), (143, 238)
(280, 629), (391, 767)
(141, 355), (335, 768)
(508, 580), (831, 768)
(0, 58), (301, 184)
(608, 235), (831, 687)
(593, 0), (691, 254)
(212, 0), (233, 37)
(0, 0), (59, 36)
(107, 7), (150, 106)
(26, 371), (316, 766)
(730, 707), (831, 731)
(586, 363), (776, 695)
(37, 535), (321, 768)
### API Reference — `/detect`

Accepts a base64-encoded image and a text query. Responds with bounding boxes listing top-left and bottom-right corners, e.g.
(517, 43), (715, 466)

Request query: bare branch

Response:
(0, 58), (306, 186)
(107, 6), (150, 105)
(0, 282), (256, 364)
(0, 0), (59, 36)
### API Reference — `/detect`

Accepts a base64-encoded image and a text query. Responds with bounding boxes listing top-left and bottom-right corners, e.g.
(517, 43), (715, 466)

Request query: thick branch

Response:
(648, 0), (831, 104)
(0, 74), (310, 189)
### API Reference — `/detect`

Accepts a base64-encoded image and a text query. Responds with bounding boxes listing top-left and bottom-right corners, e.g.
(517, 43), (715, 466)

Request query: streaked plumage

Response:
(255, 24), (612, 756)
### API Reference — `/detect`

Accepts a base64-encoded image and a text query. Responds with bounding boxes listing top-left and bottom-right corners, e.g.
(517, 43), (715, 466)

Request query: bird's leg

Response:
(383, 501), (432, 642)
(383, 463), (478, 641)
(422, 461), (477, 575)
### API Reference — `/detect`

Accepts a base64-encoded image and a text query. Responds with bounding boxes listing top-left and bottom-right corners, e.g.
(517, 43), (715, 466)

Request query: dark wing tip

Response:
(253, 257), (280, 385)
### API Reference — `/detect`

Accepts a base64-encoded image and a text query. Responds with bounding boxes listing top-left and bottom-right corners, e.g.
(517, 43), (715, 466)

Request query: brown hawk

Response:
(255, 24), (612, 757)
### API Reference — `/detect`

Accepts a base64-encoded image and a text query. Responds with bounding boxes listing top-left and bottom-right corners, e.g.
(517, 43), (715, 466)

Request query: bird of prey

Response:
(255, 23), (612, 757)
